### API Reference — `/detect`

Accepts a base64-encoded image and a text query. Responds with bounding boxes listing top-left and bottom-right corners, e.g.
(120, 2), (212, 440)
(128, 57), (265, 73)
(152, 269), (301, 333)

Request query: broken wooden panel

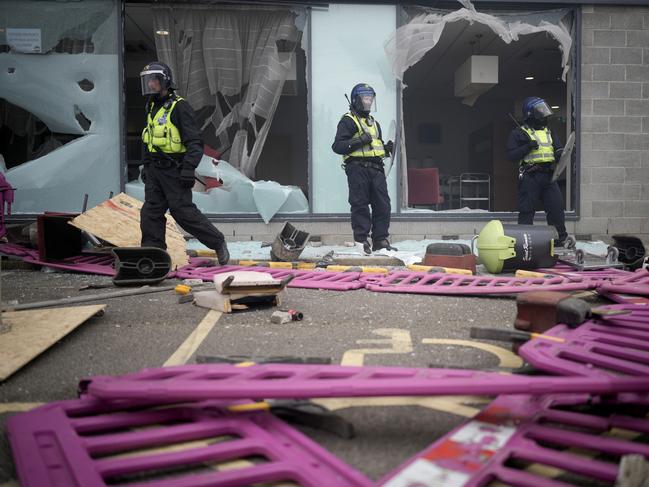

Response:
(70, 193), (188, 269)
(0, 304), (106, 381)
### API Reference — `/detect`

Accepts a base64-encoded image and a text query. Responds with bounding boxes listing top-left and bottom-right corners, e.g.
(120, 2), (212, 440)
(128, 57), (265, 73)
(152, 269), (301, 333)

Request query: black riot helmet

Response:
(350, 83), (376, 116)
(140, 61), (174, 96)
(522, 96), (553, 128)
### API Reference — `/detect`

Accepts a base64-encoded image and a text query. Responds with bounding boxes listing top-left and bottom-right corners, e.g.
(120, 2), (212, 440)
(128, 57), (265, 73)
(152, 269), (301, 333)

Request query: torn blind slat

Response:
(153, 6), (303, 178)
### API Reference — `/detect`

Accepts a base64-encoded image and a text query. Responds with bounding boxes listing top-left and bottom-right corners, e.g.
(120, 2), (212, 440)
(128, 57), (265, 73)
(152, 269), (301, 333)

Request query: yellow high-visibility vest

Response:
(142, 97), (186, 154)
(521, 126), (554, 164)
(343, 112), (386, 160)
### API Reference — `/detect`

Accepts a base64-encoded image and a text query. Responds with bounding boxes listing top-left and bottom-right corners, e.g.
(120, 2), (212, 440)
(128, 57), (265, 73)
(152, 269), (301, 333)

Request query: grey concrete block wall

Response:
(579, 5), (649, 240)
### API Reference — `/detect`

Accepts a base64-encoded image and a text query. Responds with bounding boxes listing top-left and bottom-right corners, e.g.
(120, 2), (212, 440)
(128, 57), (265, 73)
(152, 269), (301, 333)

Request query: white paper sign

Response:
(6, 28), (42, 53)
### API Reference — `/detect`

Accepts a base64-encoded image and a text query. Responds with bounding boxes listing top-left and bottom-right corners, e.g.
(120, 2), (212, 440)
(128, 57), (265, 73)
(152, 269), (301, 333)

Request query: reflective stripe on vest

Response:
(521, 126), (554, 164)
(343, 113), (386, 160)
(141, 97), (186, 154)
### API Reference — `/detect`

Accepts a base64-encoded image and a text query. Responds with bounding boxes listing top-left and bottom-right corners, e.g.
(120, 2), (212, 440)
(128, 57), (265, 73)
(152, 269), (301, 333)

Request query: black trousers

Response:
(517, 169), (567, 242)
(140, 163), (225, 250)
(345, 162), (391, 242)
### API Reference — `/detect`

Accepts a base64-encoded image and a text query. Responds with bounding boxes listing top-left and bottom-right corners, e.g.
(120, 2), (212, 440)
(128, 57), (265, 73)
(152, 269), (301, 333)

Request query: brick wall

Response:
(579, 5), (649, 239)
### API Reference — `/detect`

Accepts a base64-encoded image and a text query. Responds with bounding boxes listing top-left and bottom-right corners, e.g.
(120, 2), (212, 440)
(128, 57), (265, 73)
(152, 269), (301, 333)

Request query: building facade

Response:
(1, 1), (648, 243)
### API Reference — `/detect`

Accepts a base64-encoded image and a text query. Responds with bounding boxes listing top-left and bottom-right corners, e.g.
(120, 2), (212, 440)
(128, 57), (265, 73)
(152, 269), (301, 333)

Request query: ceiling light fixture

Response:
(156, 30), (169, 36)
(525, 76), (534, 80)
(551, 105), (560, 109)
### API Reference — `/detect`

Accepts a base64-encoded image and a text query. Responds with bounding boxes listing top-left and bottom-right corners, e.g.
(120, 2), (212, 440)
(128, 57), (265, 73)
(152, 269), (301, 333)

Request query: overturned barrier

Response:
(7, 398), (373, 487)
(175, 261), (364, 291)
(363, 271), (596, 295)
(518, 304), (649, 377)
(380, 392), (649, 487)
(80, 364), (649, 403)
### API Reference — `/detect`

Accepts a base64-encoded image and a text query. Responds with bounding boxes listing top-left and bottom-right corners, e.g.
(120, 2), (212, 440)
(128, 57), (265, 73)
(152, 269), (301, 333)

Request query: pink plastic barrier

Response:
(81, 364), (649, 403)
(7, 397), (372, 487)
(380, 392), (649, 487)
(23, 252), (116, 276)
(598, 268), (649, 297)
(175, 262), (364, 291)
(363, 271), (596, 295)
(0, 242), (38, 258)
(518, 304), (649, 377)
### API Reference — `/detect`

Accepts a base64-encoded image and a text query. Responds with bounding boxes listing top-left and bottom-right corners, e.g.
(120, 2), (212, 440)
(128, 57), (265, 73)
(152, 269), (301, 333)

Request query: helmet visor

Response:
(359, 94), (376, 113)
(531, 100), (553, 121)
(140, 69), (165, 96)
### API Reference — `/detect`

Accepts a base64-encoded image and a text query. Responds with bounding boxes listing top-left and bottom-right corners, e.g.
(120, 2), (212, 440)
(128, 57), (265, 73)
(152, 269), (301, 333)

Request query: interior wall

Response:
(254, 47), (308, 196)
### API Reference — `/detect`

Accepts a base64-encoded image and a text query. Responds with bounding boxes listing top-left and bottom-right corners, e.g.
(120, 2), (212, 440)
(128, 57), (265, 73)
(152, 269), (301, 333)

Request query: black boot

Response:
(215, 240), (230, 265)
(372, 239), (398, 252)
(355, 240), (372, 255)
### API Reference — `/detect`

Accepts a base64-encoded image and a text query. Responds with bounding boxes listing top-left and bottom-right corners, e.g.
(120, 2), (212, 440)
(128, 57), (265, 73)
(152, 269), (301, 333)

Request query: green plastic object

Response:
(475, 220), (516, 273)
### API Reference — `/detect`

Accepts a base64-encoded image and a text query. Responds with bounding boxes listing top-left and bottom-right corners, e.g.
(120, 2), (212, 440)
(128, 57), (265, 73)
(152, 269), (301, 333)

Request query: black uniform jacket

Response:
(332, 113), (385, 166)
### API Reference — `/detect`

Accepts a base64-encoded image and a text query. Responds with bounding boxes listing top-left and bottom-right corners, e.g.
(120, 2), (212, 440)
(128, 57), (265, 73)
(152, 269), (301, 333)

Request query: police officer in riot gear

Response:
(507, 96), (567, 246)
(332, 83), (396, 255)
(139, 62), (229, 264)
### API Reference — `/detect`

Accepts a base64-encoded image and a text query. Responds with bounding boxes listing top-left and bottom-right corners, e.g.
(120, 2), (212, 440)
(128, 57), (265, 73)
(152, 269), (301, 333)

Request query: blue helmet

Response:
(351, 83), (376, 115)
(522, 96), (553, 123)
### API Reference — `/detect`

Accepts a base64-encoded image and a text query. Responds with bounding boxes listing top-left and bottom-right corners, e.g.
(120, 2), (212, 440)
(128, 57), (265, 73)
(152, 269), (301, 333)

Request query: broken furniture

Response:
(193, 271), (293, 313)
(422, 242), (476, 274)
(37, 213), (83, 261)
(111, 247), (171, 286)
(612, 234), (647, 271)
(270, 222), (310, 262)
(70, 193), (188, 269)
(407, 168), (444, 210)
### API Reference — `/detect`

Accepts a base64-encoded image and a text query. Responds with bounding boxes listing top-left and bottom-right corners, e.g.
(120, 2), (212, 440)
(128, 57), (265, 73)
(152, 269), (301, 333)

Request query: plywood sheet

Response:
(70, 193), (188, 268)
(0, 304), (106, 381)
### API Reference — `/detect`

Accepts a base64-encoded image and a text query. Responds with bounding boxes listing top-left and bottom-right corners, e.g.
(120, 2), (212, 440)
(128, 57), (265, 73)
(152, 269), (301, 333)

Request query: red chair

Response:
(407, 167), (444, 209)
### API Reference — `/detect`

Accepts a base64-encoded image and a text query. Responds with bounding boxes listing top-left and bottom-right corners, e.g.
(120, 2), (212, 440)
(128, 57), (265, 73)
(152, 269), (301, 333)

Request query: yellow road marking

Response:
(422, 338), (523, 369)
(313, 395), (488, 418)
(341, 328), (413, 366)
(0, 402), (43, 414)
(164, 309), (222, 366)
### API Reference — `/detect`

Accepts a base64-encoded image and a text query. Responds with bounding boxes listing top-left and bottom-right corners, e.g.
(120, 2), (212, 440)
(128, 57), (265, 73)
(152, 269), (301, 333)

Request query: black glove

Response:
(179, 165), (196, 189)
(359, 132), (372, 145)
(140, 165), (147, 184)
(527, 140), (539, 151)
(384, 140), (394, 157)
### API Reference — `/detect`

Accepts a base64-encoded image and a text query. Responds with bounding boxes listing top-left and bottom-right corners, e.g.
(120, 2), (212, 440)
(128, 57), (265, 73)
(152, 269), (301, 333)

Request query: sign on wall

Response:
(6, 28), (42, 53)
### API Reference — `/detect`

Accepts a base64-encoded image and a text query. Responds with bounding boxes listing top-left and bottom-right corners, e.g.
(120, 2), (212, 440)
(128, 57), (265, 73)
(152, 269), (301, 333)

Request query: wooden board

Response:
(0, 304), (106, 381)
(70, 193), (188, 269)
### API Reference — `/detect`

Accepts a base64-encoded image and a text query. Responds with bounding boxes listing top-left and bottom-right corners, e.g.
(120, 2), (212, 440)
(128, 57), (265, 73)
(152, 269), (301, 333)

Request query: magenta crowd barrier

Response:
(175, 262), (364, 291)
(80, 364), (649, 403)
(598, 268), (649, 297)
(0, 242), (39, 258)
(380, 392), (649, 487)
(363, 271), (595, 295)
(23, 252), (117, 276)
(538, 267), (633, 281)
(518, 307), (649, 377)
(7, 397), (373, 487)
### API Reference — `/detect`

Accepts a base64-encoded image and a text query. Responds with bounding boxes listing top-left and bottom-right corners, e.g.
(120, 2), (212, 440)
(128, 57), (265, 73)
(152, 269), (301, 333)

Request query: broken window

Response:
(386, 2), (575, 214)
(123, 3), (309, 222)
(0, 0), (121, 213)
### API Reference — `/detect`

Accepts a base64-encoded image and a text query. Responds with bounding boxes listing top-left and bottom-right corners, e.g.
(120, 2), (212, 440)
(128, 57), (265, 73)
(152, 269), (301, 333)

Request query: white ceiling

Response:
(403, 18), (565, 102)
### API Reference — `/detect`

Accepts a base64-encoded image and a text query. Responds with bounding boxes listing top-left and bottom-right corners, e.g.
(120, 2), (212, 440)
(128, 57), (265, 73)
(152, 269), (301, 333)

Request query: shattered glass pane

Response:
(0, 0), (121, 213)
